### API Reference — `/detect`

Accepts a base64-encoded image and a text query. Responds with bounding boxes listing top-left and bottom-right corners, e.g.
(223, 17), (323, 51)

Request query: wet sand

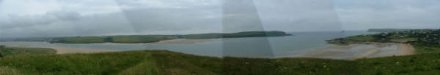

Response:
(293, 43), (415, 60)
(43, 41), (415, 60)
(53, 39), (212, 54)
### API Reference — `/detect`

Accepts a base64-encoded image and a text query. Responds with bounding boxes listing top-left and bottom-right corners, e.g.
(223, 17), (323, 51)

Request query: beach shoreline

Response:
(292, 43), (416, 60)
(52, 47), (119, 54)
(154, 39), (212, 44)
(399, 43), (415, 55)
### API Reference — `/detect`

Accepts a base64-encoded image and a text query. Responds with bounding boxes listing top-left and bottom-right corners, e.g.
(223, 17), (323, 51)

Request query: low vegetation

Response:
(0, 45), (55, 57)
(0, 46), (439, 75)
(357, 53), (440, 75)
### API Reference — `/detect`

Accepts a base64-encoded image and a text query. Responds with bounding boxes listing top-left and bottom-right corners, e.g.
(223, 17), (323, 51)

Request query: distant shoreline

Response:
(52, 47), (119, 54)
(48, 43), (415, 60)
(154, 39), (212, 44)
(49, 31), (291, 44)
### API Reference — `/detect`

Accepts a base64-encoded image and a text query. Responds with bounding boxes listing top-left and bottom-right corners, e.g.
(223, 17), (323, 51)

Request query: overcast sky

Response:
(0, 0), (439, 38)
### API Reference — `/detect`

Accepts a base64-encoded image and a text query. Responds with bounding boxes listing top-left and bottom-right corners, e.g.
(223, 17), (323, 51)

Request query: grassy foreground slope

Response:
(0, 46), (56, 57)
(0, 50), (355, 75)
(357, 53), (440, 75)
(0, 48), (440, 75)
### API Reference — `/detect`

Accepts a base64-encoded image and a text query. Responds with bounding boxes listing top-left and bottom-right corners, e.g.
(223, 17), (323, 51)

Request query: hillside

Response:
(367, 28), (437, 32)
(328, 29), (440, 53)
(0, 46), (439, 74)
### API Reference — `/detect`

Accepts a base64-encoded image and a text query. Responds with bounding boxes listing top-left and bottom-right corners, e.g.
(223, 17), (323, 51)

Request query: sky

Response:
(0, 0), (439, 38)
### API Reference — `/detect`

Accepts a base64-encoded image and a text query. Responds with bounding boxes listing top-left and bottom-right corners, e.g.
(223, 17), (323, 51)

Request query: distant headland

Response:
(367, 28), (438, 32)
(49, 31), (292, 44)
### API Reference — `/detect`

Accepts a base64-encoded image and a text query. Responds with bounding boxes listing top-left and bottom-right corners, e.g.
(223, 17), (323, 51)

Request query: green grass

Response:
(346, 35), (376, 43)
(0, 51), (151, 75)
(0, 50), (439, 75)
(0, 67), (23, 75)
(412, 43), (440, 54)
(223, 57), (358, 75)
(357, 53), (440, 75)
(327, 35), (376, 45)
(117, 58), (159, 75)
(148, 51), (221, 75)
(0, 47), (56, 57)
(53, 37), (107, 43)
(0, 45), (440, 75)
(0, 50), (222, 75)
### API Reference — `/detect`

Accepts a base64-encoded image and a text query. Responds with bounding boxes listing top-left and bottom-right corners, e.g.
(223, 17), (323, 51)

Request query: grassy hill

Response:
(0, 46), (55, 57)
(0, 46), (440, 75)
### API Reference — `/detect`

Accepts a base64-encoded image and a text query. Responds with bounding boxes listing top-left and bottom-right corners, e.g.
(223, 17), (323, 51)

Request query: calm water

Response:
(0, 31), (376, 58)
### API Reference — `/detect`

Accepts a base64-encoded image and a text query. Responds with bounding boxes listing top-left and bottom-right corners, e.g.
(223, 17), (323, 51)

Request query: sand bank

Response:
(293, 43), (415, 60)
(399, 43), (415, 55)
(52, 47), (119, 54)
(155, 39), (211, 44)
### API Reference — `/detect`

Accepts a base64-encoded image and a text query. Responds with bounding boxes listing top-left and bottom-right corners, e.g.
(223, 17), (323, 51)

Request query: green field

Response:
(0, 46), (56, 57)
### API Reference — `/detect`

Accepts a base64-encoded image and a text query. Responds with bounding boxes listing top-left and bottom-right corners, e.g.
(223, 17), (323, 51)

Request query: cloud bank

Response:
(0, 0), (439, 38)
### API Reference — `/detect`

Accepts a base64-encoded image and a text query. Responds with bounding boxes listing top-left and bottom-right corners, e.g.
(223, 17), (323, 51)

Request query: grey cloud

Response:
(51, 11), (81, 21)
(0, 6), (223, 38)
(222, 0), (265, 32)
(0, 10), (81, 30)
(254, 0), (343, 32)
(123, 8), (222, 34)
(112, 0), (224, 34)
(221, 0), (343, 32)
(1, 0), (439, 38)
(335, 0), (440, 30)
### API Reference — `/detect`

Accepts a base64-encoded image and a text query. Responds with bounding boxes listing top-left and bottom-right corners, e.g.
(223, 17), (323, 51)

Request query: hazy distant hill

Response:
(49, 31), (292, 43)
(0, 37), (52, 42)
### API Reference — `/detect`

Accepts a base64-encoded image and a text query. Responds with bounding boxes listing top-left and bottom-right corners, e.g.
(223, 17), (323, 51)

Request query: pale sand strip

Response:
(155, 39), (210, 44)
(51, 43), (416, 60)
(295, 43), (416, 60)
(399, 44), (415, 55)
(353, 49), (381, 59)
(52, 47), (119, 54)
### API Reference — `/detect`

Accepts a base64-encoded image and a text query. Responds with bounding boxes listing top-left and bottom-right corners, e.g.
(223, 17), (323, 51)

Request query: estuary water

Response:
(0, 31), (379, 58)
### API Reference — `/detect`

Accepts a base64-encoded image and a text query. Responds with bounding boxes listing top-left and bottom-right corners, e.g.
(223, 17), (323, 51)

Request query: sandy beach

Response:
(50, 39), (211, 54)
(52, 47), (119, 54)
(154, 39), (212, 44)
(399, 43), (415, 55)
(293, 43), (415, 60)
(50, 43), (416, 59)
